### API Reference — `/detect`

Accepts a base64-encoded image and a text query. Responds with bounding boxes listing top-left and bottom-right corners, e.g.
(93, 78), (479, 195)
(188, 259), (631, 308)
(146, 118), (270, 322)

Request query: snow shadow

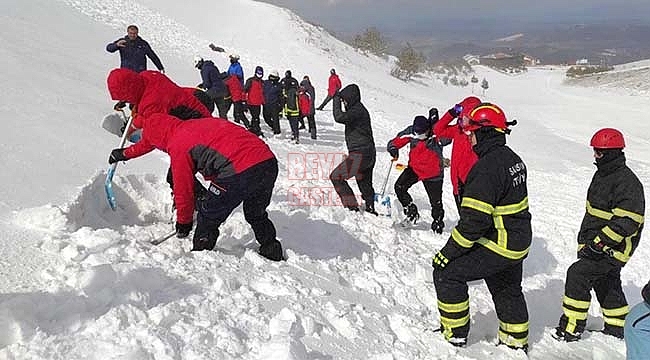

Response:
(272, 210), (371, 260)
(0, 266), (200, 348)
(523, 236), (558, 277)
(65, 173), (169, 231)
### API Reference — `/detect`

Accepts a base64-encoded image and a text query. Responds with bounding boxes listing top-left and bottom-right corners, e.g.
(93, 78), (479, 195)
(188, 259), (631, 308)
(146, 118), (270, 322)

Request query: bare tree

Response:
(352, 27), (389, 56)
(481, 78), (489, 95)
(392, 43), (426, 80)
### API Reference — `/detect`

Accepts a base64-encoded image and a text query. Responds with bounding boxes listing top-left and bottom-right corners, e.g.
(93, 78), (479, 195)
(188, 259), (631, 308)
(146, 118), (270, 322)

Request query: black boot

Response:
(258, 240), (284, 261)
(431, 214), (444, 234)
(403, 203), (420, 224)
(365, 204), (378, 216)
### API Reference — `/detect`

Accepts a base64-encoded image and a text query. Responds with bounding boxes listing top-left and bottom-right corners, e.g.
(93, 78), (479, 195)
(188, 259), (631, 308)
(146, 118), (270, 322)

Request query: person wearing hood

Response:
(329, 84), (377, 215)
(107, 114), (284, 261)
(554, 128), (645, 342)
(387, 110), (448, 232)
(432, 103), (531, 352)
(625, 280), (650, 359)
(193, 56), (229, 119)
(106, 68), (212, 192)
(263, 70), (283, 135)
(244, 66), (266, 136)
(300, 75), (317, 139)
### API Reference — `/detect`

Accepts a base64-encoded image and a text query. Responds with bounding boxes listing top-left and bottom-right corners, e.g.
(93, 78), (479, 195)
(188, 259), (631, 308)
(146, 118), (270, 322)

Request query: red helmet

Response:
(459, 96), (482, 117)
(462, 103), (508, 132)
(590, 128), (625, 149)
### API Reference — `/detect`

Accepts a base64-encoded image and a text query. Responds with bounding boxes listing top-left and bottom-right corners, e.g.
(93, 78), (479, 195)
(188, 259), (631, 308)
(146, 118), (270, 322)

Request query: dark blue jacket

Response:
(106, 36), (164, 73)
(263, 78), (283, 108)
(199, 61), (228, 98)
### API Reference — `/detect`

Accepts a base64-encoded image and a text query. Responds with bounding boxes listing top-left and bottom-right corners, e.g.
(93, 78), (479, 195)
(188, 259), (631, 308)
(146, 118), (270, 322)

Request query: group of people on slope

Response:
(105, 25), (648, 357)
(192, 56), (341, 142)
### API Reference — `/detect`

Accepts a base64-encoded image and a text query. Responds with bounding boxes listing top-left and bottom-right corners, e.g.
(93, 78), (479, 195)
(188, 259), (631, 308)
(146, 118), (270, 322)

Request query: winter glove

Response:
(114, 101), (127, 111)
(448, 104), (463, 118)
(175, 221), (193, 238)
(577, 241), (605, 261)
(108, 148), (128, 164)
(388, 147), (399, 159)
(432, 249), (451, 271)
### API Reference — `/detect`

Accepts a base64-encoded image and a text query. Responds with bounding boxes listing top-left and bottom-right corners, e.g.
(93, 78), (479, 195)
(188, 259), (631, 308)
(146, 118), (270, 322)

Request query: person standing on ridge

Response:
(316, 68), (341, 111)
(228, 53), (244, 85)
(300, 75), (317, 139)
(244, 66), (266, 136)
(193, 56), (229, 119)
(106, 25), (164, 74)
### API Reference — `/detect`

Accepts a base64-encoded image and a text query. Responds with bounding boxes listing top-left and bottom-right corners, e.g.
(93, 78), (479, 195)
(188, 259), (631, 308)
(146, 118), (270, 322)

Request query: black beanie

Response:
(643, 280), (650, 304)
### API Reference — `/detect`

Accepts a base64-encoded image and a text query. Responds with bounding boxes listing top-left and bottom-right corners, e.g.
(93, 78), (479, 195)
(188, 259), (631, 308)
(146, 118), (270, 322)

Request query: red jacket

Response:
(107, 68), (211, 129)
(224, 75), (245, 102)
(388, 127), (444, 181)
(244, 77), (265, 106)
(298, 91), (312, 117)
(433, 110), (478, 195)
(328, 74), (342, 96)
(123, 114), (275, 223)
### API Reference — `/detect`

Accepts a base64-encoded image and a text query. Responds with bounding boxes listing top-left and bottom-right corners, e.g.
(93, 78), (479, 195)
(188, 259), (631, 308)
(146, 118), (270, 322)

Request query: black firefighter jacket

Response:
(442, 131), (532, 261)
(333, 84), (376, 155)
(578, 151), (645, 265)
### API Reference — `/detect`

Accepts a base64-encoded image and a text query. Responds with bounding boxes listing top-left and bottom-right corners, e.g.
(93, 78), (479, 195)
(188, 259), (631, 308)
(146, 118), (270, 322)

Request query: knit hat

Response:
(642, 280), (650, 304)
(412, 115), (429, 135)
(255, 66), (264, 77)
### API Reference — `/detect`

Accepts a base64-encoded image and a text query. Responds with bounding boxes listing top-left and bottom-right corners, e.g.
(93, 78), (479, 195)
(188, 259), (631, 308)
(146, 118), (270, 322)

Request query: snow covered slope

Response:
(0, 0), (648, 359)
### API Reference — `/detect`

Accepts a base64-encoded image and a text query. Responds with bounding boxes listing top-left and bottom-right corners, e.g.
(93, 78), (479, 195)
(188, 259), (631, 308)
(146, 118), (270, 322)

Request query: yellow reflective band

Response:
(602, 226), (624, 243)
(604, 227), (626, 243)
(477, 238), (529, 260)
(499, 321), (529, 333)
(563, 296), (591, 309)
(494, 197), (529, 215)
(437, 299), (470, 313)
(494, 215), (508, 249)
(451, 228), (475, 248)
(612, 208), (645, 224)
(586, 201), (613, 220)
(602, 305), (629, 317)
(603, 246), (631, 263)
(470, 104), (502, 117)
(563, 307), (589, 321)
(461, 197), (494, 215)
(498, 330), (528, 347)
(440, 314), (470, 328)
(603, 317), (625, 327)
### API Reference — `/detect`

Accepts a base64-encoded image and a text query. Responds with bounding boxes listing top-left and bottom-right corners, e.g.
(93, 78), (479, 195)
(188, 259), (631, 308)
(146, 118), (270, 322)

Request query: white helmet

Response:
(193, 55), (204, 68)
(270, 69), (279, 78)
(229, 53), (240, 60)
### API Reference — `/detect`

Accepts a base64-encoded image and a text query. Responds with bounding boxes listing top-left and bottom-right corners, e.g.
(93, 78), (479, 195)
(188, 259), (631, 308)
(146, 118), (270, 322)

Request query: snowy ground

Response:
(0, 0), (648, 359)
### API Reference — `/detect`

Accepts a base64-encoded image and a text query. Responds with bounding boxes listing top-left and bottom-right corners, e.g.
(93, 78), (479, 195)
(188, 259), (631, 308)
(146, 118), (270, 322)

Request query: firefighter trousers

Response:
(433, 246), (529, 348)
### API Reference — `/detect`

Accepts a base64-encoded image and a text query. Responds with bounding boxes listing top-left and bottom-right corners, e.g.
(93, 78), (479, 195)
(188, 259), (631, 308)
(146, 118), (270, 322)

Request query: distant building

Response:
(522, 54), (540, 66)
(576, 58), (589, 65)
